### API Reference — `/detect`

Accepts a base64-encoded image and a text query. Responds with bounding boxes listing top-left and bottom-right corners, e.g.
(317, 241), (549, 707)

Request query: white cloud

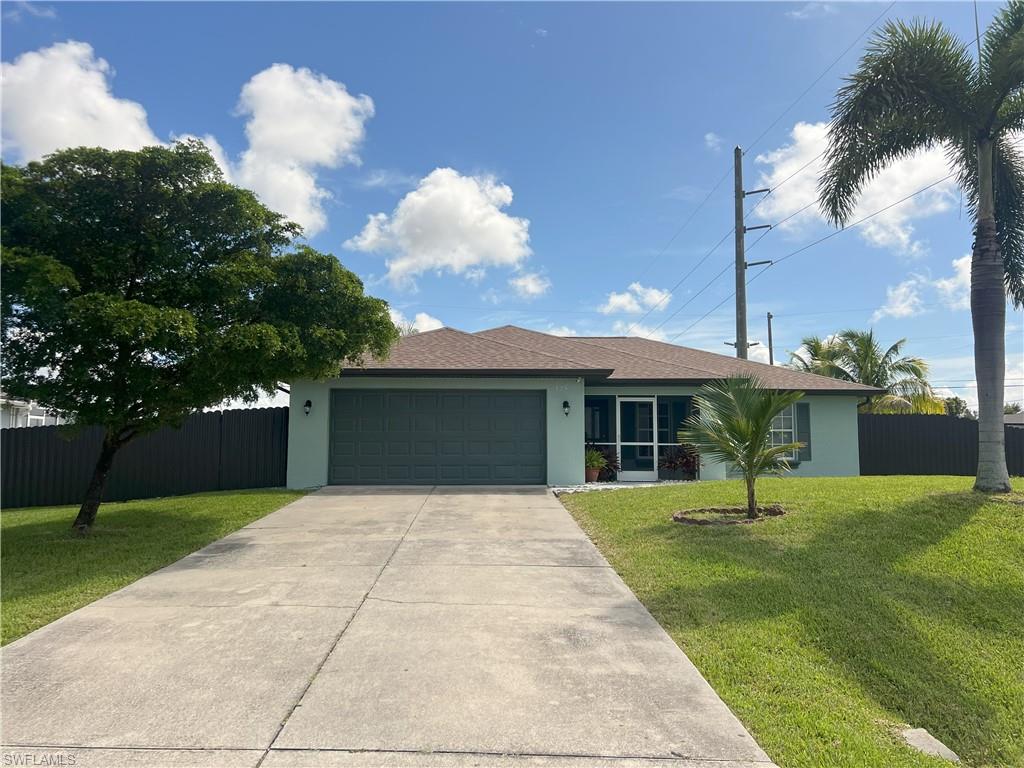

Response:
(1, 41), (161, 162)
(600, 282), (672, 314)
(546, 325), (578, 337)
(233, 63), (373, 236)
(786, 3), (837, 20)
(388, 308), (444, 333)
(871, 278), (926, 322)
(358, 169), (418, 192)
(934, 254), (971, 311)
(345, 167), (532, 288)
(3, 1), (57, 21)
(535, 28), (549, 37)
(612, 320), (668, 342)
(753, 121), (957, 258)
(1, 44), (373, 237)
(509, 271), (551, 298)
(704, 132), (724, 152)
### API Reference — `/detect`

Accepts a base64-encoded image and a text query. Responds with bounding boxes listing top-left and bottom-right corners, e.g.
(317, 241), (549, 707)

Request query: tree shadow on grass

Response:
(638, 491), (1018, 765)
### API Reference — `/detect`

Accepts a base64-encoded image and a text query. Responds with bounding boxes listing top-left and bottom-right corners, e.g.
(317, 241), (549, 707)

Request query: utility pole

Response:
(767, 312), (775, 366)
(733, 147), (747, 359)
(732, 146), (771, 359)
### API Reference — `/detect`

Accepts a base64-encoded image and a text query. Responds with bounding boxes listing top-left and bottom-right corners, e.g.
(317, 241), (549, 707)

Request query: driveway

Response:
(2, 487), (775, 767)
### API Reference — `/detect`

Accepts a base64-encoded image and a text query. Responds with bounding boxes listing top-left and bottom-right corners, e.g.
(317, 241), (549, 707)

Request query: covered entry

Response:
(329, 389), (546, 484)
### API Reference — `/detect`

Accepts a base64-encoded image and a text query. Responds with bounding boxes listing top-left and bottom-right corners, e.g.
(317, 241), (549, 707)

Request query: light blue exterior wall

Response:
(287, 378), (860, 488)
(287, 376), (586, 488)
(586, 386), (862, 479)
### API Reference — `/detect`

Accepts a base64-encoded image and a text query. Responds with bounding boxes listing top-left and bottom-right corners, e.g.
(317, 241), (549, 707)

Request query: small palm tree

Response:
(680, 377), (804, 519)
(790, 330), (943, 414)
(819, 3), (1023, 492)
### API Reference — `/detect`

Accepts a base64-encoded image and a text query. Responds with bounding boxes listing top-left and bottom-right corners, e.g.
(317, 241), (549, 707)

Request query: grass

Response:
(1, 488), (304, 645)
(560, 476), (1024, 768)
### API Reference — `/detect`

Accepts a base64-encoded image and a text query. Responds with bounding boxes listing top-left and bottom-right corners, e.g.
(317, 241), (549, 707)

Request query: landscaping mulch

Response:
(671, 504), (786, 525)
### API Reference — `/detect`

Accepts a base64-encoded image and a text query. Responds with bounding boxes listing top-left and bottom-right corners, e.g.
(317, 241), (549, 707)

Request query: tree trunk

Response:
(971, 140), (1011, 493)
(745, 475), (757, 519)
(72, 429), (127, 534)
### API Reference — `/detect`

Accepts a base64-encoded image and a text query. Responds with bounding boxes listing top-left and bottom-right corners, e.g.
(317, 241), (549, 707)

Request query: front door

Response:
(617, 397), (657, 481)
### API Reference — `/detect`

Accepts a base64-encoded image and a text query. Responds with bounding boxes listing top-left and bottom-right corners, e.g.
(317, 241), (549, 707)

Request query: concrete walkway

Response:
(2, 487), (775, 768)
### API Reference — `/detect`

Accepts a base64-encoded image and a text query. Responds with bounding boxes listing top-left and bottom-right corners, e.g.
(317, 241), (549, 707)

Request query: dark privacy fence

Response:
(859, 413), (1024, 476)
(1, 407), (289, 508)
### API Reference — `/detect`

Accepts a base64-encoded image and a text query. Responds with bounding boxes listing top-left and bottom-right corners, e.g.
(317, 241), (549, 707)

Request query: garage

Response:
(328, 389), (546, 484)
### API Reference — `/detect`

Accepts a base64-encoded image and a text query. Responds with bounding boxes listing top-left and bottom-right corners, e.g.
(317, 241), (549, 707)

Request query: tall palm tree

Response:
(789, 334), (848, 378)
(680, 377), (803, 519)
(840, 330), (943, 413)
(818, 4), (1023, 492)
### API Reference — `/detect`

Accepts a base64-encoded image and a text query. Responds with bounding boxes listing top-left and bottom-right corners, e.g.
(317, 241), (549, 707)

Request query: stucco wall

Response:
(585, 386), (862, 479)
(287, 376), (586, 488)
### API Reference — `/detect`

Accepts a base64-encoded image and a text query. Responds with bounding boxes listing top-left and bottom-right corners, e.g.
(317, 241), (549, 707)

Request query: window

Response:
(770, 405), (798, 460)
(657, 396), (690, 445)
(584, 396), (615, 444)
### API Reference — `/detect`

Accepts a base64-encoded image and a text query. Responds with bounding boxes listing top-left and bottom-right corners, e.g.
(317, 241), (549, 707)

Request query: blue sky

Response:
(2, 0), (1021, 409)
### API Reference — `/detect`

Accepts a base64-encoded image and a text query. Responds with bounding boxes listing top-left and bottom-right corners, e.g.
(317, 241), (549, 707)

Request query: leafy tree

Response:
(679, 377), (803, 519)
(1, 142), (399, 533)
(1007, 401), (1023, 414)
(789, 330), (943, 414)
(945, 396), (976, 419)
(818, 3), (1023, 491)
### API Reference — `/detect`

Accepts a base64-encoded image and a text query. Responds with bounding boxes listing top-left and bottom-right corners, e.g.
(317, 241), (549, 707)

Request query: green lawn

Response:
(561, 476), (1024, 768)
(1, 488), (304, 645)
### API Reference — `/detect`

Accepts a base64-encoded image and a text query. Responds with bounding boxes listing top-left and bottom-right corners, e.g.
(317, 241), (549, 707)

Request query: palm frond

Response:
(980, 0), (1024, 130)
(819, 19), (977, 226)
(995, 133), (1024, 305)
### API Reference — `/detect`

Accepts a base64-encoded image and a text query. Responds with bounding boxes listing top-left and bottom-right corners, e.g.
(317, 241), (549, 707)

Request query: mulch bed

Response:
(672, 505), (786, 525)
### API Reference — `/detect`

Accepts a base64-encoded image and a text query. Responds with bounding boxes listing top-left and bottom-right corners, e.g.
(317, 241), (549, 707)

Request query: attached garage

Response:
(329, 389), (547, 485)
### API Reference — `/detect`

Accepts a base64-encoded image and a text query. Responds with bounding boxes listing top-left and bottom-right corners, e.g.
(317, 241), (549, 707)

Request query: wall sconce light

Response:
(562, 400), (571, 417)
(303, 399), (312, 416)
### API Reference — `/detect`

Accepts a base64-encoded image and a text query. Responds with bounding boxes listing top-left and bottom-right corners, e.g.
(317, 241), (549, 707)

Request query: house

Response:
(0, 392), (66, 429)
(286, 325), (879, 487)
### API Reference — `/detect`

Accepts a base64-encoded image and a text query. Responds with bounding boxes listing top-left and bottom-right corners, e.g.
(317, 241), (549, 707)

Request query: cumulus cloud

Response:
(509, 272), (551, 298)
(704, 132), (724, 152)
(600, 283), (672, 314)
(753, 121), (957, 258)
(345, 167), (532, 288)
(871, 278), (926, 322)
(1, 43), (372, 236)
(546, 325), (578, 337)
(388, 308), (444, 333)
(233, 64), (373, 235)
(934, 254), (971, 310)
(1, 41), (161, 162)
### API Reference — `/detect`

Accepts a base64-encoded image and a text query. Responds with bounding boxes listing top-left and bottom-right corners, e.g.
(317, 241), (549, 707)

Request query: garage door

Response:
(329, 390), (546, 484)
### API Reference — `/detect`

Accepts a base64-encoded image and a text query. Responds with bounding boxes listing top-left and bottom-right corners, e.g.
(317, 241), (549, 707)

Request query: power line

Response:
(742, 2), (897, 156)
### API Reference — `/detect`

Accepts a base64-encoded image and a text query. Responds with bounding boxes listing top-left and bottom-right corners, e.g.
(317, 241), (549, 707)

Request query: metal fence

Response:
(1, 407), (289, 508)
(859, 413), (1024, 476)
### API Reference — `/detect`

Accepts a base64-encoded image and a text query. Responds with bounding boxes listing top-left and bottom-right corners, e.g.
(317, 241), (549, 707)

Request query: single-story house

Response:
(287, 325), (879, 487)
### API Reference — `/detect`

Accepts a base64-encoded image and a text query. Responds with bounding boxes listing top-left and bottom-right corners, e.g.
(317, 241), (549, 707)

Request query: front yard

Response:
(561, 476), (1023, 768)
(1, 488), (304, 645)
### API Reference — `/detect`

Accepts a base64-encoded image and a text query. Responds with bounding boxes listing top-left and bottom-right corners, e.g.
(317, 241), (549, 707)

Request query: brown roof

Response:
(349, 325), (879, 393)
(350, 327), (612, 376)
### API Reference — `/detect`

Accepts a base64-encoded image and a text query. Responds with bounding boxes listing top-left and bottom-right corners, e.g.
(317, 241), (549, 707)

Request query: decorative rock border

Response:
(552, 480), (697, 496)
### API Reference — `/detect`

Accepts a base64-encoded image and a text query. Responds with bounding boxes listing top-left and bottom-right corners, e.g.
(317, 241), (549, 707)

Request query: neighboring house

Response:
(1006, 412), (1024, 428)
(0, 392), (66, 429)
(287, 325), (880, 488)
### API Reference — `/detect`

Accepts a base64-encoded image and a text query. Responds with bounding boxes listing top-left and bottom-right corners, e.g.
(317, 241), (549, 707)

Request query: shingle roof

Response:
(348, 324), (879, 393)
(350, 327), (612, 375)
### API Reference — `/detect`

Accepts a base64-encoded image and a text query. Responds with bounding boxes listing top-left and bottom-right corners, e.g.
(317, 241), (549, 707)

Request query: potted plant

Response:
(584, 448), (607, 482)
(658, 444), (700, 481)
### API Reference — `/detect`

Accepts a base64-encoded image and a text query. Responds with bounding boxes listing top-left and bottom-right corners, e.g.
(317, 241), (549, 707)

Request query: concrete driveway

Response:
(2, 487), (775, 767)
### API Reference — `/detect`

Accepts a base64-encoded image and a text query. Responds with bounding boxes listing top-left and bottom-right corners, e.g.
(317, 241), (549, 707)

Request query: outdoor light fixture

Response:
(303, 399), (312, 416)
(562, 400), (571, 417)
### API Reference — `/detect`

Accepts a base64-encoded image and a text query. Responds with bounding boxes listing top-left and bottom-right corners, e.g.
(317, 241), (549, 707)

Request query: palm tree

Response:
(789, 335), (848, 378)
(791, 330), (943, 414)
(680, 377), (803, 519)
(818, 4), (1023, 492)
